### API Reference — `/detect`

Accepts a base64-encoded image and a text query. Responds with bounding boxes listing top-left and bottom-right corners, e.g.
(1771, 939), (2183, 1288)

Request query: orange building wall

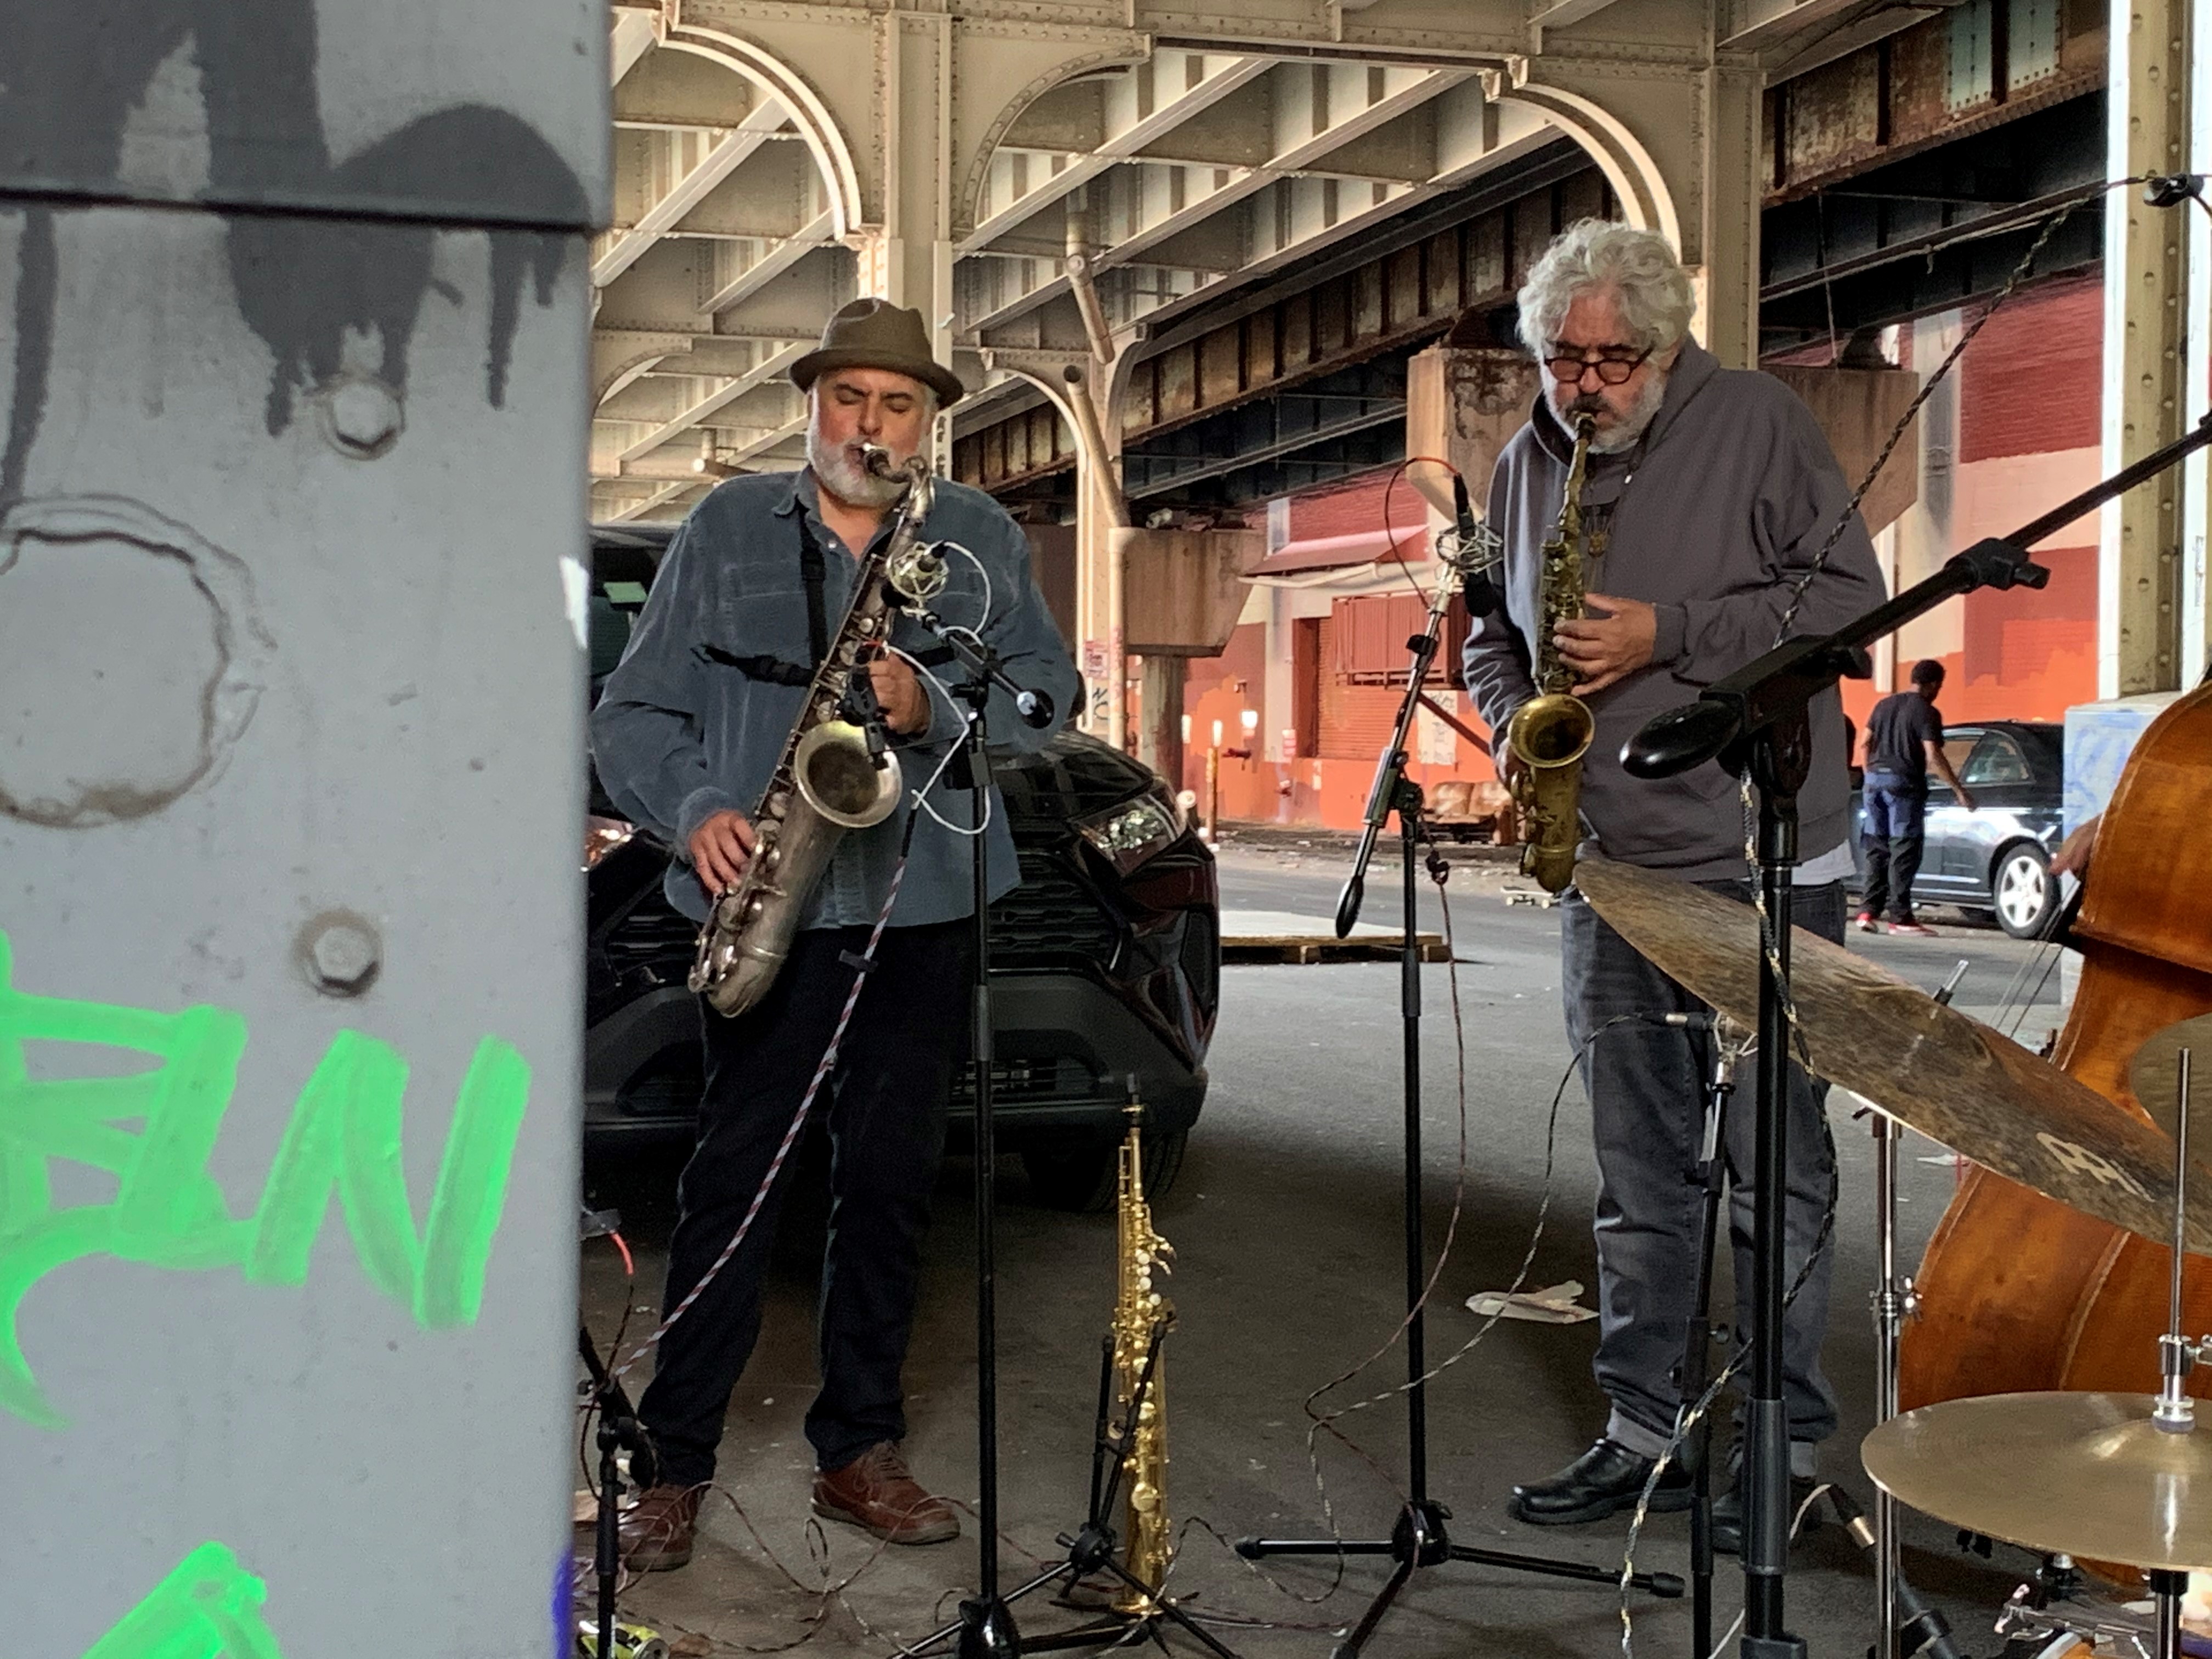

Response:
(1182, 622), (1502, 830)
(1874, 275), (2105, 729)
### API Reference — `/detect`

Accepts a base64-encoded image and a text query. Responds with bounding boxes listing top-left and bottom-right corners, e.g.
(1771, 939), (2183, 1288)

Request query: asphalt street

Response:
(579, 840), (2068, 1659)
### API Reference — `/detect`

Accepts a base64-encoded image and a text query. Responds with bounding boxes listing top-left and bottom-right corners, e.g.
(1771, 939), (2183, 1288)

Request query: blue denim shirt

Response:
(590, 470), (1080, 929)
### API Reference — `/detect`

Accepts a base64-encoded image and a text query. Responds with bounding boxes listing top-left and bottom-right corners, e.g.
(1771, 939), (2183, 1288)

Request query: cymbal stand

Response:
(2150, 1048), (2197, 1659)
(1867, 960), (1966, 1659)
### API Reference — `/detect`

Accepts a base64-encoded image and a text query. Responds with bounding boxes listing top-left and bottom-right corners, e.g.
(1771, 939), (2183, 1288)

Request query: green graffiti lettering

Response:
(81, 1542), (283, 1659)
(0, 930), (529, 1425)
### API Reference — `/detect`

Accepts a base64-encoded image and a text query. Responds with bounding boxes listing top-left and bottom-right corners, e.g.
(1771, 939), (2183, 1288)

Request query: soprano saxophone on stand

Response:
(1504, 413), (1598, 893)
(1110, 1091), (1175, 1612)
(689, 447), (948, 1018)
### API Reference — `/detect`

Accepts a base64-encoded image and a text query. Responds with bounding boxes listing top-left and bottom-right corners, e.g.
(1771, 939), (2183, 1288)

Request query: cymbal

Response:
(1572, 856), (2212, 1252)
(2128, 1012), (2212, 1141)
(1863, 1392), (2212, 1570)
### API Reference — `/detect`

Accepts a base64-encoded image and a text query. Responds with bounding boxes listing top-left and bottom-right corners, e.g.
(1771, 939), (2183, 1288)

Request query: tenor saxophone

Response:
(1110, 1092), (1173, 1612)
(688, 452), (947, 1018)
(1504, 413), (1599, 893)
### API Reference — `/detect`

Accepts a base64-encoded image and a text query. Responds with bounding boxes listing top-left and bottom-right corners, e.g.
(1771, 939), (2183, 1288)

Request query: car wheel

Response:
(1021, 1128), (1189, 1214)
(1992, 843), (2058, 939)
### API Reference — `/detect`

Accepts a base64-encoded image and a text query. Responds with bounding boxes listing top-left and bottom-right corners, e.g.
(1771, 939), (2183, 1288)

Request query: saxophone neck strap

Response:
(795, 512), (831, 669)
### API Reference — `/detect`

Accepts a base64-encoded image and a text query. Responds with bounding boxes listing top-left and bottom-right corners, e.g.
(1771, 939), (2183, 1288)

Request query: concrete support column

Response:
(2100, 0), (2195, 695)
(1069, 362), (1129, 748)
(870, 12), (956, 465)
(1696, 62), (1764, 370)
(1138, 655), (1186, 787)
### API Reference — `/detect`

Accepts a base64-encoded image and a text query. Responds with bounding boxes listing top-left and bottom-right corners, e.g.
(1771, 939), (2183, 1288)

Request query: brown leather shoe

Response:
(812, 1443), (960, 1545)
(616, 1483), (703, 1571)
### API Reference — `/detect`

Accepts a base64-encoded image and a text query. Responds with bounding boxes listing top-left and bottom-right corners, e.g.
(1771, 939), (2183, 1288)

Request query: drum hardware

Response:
(1868, 960), (1971, 1659)
(1995, 1588), (2157, 1659)
(1863, 1040), (2211, 1659)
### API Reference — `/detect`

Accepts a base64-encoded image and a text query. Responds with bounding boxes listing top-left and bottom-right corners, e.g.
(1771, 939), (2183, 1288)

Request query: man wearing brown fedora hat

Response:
(592, 298), (1079, 1570)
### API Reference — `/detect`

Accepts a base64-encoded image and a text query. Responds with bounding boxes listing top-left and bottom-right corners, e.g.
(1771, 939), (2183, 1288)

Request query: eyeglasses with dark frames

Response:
(1543, 347), (1652, 386)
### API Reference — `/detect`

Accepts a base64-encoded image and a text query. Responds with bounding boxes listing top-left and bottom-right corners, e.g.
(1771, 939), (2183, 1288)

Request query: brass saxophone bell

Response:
(793, 722), (902, 830)
(1505, 692), (1596, 771)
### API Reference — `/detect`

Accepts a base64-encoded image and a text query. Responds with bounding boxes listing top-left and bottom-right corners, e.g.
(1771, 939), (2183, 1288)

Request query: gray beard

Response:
(1584, 369), (1668, 455)
(807, 429), (907, 507)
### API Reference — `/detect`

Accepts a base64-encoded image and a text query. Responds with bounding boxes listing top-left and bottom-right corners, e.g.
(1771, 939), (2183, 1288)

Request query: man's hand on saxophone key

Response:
(690, 809), (758, 896)
(868, 650), (931, 736)
(1554, 592), (1657, 696)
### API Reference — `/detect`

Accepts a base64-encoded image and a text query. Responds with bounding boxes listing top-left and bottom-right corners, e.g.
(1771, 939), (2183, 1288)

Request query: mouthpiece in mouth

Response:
(859, 443), (897, 479)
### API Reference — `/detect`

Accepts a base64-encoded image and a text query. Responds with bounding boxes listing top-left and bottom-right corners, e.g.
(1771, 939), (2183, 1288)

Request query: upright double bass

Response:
(1901, 684), (2212, 1447)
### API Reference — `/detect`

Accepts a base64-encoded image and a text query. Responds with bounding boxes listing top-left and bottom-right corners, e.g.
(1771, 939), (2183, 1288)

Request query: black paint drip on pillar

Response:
(0, 0), (592, 504)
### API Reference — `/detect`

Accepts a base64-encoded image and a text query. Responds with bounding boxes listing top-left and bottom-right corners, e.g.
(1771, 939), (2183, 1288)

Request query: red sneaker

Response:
(1853, 912), (1880, 933)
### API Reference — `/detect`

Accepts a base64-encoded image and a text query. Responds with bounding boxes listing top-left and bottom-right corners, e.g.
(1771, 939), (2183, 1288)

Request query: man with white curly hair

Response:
(1462, 222), (1884, 1547)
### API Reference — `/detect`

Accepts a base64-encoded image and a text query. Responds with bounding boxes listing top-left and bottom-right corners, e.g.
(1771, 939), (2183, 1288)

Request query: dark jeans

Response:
(1860, 773), (1927, 922)
(637, 918), (973, 1485)
(1560, 878), (1845, 1457)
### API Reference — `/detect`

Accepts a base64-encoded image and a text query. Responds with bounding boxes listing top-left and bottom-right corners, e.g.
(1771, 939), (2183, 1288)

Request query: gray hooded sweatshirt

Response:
(1461, 340), (1886, 882)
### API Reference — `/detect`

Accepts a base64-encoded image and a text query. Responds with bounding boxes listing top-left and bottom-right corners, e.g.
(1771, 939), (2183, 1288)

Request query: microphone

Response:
(1447, 474), (1506, 617)
(1014, 688), (1055, 730)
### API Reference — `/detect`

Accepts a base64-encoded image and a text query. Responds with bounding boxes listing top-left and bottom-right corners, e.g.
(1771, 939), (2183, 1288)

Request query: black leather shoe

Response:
(1708, 1473), (1821, 1556)
(1509, 1438), (1694, 1526)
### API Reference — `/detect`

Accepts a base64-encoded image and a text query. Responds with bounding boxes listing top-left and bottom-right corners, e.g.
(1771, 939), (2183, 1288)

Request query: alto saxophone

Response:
(1110, 1091), (1173, 1612)
(689, 450), (948, 1018)
(1504, 413), (1599, 893)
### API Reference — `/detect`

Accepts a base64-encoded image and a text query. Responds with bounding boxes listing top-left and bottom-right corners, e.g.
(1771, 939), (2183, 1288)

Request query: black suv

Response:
(583, 523), (1218, 1209)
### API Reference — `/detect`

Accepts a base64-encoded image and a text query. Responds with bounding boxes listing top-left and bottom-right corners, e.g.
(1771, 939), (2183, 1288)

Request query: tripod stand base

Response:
(1238, 1500), (1683, 1659)
(956, 1596), (1020, 1659)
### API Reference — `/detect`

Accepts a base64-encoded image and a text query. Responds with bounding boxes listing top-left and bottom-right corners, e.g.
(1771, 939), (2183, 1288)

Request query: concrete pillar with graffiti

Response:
(0, 2), (606, 1652)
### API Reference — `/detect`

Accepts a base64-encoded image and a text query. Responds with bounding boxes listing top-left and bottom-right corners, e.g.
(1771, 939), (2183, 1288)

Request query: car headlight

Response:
(1075, 793), (1182, 875)
(584, 815), (636, 871)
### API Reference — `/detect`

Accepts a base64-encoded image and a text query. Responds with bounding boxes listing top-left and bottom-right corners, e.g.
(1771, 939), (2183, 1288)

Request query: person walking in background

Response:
(1857, 659), (1974, 936)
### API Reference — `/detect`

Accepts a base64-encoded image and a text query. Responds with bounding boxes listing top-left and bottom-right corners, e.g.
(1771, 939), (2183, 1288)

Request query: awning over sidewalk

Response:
(1245, 526), (1431, 577)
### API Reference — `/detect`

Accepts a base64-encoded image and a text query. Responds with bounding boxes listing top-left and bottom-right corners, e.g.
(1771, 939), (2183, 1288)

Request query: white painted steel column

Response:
(0, 2), (606, 1652)
(2183, 0), (2212, 680)
(2100, 0), (2195, 695)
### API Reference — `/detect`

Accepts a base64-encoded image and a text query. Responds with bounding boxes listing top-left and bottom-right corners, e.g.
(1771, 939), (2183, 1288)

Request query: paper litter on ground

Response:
(1466, 1279), (1597, 1324)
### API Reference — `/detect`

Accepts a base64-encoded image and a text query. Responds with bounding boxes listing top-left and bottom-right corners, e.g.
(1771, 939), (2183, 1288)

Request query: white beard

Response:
(1585, 368), (1668, 455)
(808, 428), (907, 507)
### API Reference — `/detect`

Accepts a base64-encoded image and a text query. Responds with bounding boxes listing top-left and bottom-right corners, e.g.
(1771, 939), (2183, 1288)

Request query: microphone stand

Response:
(888, 602), (1054, 1659)
(579, 1323), (657, 1659)
(1671, 1018), (1741, 1659)
(1238, 560), (1682, 1659)
(1621, 412), (2212, 1658)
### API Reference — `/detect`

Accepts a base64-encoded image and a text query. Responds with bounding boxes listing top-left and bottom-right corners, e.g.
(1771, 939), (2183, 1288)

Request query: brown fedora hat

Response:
(790, 297), (966, 407)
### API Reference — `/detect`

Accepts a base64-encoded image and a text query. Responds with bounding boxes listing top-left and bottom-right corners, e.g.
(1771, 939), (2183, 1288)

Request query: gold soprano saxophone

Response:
(1110, 1092), (1173, 1612)
(1504, 413), (1599, 893)
(689, 452), (947, 1018)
